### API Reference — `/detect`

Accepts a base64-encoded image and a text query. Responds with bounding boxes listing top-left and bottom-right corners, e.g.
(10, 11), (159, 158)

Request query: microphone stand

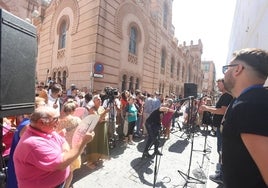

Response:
(177, 97), (205, 187)
(178, 96), (195, 139)
(193, 98), (211, 154)
(201, 123), (212, 154)
(153, 131), (162, 188)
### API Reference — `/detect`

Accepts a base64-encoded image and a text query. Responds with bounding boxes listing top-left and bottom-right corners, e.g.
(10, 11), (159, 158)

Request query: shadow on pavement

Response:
(130, 157), (167, 188)
(168, 138), (189, 153)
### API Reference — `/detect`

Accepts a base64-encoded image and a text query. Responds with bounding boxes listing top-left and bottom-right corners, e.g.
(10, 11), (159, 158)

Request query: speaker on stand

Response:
(0, 9), (37, 117)
(0, 9), (37, 186)
(184, 83), (197, 98)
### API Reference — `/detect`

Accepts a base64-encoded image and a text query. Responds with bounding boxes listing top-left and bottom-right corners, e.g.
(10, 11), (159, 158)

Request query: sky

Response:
(172, 0), (237, 79)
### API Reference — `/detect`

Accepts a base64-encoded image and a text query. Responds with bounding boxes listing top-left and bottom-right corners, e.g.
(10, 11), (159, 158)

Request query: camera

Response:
(104, 87), (118, 103)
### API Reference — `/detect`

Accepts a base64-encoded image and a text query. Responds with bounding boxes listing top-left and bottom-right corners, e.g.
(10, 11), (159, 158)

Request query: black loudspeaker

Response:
(0, 9), (37, 117)
(184, 83), (197, 98)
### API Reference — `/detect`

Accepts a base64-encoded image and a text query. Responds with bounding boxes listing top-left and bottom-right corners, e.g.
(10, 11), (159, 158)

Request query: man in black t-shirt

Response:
(142, 103), (176, 158)
(222, 48), (268, 187)
(200, 78), (233, 184)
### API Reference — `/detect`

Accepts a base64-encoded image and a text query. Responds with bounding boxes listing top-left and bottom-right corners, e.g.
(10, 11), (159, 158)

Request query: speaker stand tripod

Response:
(177, 98), (205, 187)
(177, 127), (205, 187)
(202, 124), (212, 153)
(193, 124), (211, 155)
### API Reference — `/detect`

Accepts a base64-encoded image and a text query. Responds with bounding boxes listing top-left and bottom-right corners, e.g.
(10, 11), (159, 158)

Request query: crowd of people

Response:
(1, 82), (183, 188)
(1, 48), (268, 188)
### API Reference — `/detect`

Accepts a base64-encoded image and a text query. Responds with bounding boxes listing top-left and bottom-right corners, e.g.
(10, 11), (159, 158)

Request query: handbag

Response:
(123, 118), (128, 136)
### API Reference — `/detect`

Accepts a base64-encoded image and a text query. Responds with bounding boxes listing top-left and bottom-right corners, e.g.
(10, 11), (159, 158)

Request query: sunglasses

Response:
(222, 64), (239, 74)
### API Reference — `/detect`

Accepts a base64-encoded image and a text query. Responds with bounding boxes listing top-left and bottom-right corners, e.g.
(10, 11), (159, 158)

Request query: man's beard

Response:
(224, 74), (235, 94)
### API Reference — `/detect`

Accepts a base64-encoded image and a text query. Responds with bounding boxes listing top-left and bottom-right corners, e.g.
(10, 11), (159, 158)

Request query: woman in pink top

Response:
(161, 99), (174, 139)
(57, 99), (82, 188)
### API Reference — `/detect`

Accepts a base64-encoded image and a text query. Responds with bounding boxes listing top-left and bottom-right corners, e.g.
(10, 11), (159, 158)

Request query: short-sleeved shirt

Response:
(127, 104), (138, 123)
(146, 108), (164, 128)
(212, 92), (233, 127)
(47, 94), (61, 116)
(162, 111), (173, 128)
(222, 87), (268, 187)
(143, 97), (154, 114)
(14, 126), (69, 188)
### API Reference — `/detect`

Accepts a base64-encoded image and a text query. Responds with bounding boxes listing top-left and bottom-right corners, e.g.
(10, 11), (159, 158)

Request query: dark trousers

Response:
(143, 122), (161, 153)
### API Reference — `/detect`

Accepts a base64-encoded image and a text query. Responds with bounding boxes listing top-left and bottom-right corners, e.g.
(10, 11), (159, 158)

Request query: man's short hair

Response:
(216, 78), (224, 83)
(233, 48), (268, 78)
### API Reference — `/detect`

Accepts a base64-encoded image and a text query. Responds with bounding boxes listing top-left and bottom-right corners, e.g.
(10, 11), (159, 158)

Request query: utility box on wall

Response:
(0, 9), (37, 117)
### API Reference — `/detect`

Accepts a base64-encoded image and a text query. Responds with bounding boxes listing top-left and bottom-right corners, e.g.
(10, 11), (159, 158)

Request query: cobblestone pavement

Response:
(72, 125), (220, 188)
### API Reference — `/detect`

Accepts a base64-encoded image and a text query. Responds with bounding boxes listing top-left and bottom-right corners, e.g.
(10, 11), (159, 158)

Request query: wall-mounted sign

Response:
(93, 73), (104, 78)
(94, 62), (104, 74)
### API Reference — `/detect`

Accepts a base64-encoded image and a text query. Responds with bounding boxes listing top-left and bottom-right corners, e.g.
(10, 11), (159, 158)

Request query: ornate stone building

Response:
(0, 0), (203, 96)
(201, 60), (216, 96)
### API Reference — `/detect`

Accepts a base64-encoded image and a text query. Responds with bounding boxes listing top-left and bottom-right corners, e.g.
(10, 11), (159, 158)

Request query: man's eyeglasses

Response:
(222, 64), (239, 74)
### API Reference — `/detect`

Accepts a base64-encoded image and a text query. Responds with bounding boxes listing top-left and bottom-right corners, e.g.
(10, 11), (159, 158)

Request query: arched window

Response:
(177, 62), (180, 81)
(161, 49), (166, 74)
(53, 72), (56, 82)
(170, 58), (174, 78)
(163, 3), (168, 29)
(129, 76), (134, 92)
(121, 75), (127, 91)
(129, 27), (137, 54)
(58, 20), (67, 49)
(62, 71), (67, 89)
(135, 78), (139, 90)
(57, 71), (61, 84)
(182, 66), (185, 82)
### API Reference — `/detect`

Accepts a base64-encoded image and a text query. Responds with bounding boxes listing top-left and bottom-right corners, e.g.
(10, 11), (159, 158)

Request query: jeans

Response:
(216, 126), (222, 154)
(135, 116), (142, 135)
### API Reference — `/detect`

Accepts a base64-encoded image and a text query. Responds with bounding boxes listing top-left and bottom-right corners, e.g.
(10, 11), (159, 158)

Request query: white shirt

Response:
(47, 94), (60, 116)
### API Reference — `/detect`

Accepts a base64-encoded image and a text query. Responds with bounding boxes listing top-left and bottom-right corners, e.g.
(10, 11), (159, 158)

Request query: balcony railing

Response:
(57, 48), (65, 59)
(128, 53), (137, 64)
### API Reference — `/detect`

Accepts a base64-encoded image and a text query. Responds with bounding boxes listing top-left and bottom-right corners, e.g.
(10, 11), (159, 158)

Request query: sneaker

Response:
(210, 129), (216, 136)
(120, 141), (128, 148)
(142, 152), (152, 159)
(128, 141), (135, 145)
(215, 163), (222, 174)
(154, 150), (163, 156)
(209, 173), (223, 184)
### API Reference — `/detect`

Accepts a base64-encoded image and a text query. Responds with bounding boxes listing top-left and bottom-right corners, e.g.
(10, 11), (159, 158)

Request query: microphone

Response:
(173, 96), (195, 103)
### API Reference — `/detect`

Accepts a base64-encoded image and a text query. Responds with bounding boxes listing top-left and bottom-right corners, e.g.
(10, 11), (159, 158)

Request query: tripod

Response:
(177, 97), (205, 187)
(193, 111), (212, 154)
(106, 96), (117, 149)
(201, 124), (212, 153)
